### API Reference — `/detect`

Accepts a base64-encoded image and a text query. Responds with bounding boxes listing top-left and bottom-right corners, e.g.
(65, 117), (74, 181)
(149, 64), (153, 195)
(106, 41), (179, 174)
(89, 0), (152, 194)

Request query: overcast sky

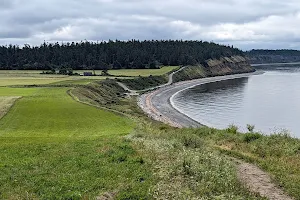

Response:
(0, 0), (299, 50)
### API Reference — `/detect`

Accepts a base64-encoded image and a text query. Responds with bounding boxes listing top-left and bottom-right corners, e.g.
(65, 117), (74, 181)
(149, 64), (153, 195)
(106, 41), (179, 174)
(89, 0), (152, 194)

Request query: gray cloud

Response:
(0, 0), (14, 9)
(0, 0), (299, 49)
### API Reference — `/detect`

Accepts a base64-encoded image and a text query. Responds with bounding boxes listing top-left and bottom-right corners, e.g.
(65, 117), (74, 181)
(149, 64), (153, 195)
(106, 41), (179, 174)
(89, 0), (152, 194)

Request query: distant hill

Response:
(246, 49), (300, 64)
(0, 40), (243, 70)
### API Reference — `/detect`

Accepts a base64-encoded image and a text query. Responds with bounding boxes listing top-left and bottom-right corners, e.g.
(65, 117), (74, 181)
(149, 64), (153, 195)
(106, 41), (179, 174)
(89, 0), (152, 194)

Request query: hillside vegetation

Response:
(118, 75), (169, 90)
(108, 66), (179, 77)
(246, 49), (300, 64)
(71, 80), (300, 199)
(0, 40), (243, 70)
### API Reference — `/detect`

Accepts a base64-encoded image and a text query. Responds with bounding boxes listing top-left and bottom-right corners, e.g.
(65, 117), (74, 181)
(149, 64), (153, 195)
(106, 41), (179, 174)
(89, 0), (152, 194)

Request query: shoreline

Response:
(139, 71), (264, 128)
(251, 62), (300, 67)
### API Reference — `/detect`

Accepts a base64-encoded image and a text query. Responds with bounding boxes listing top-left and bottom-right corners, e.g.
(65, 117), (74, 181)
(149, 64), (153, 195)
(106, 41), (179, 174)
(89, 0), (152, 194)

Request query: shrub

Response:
(182, 159), (194, 176)
(246, 124), (255, 132)
(182, 134), (203, 148)
(226, 124), (238, 134)
(243, 132), (262, 143)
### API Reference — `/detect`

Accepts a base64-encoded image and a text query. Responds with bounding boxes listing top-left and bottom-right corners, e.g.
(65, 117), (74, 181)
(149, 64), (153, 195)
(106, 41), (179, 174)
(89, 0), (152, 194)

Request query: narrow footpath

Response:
(117, 66), (187, 96)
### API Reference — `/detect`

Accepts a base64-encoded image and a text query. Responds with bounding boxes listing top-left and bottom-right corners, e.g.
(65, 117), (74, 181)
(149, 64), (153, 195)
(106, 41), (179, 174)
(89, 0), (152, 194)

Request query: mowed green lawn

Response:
(0, 74), (108, 87)
(0, 87), (151, 199)
(0, 70), (67, 86)
(0, 77), (66, 87)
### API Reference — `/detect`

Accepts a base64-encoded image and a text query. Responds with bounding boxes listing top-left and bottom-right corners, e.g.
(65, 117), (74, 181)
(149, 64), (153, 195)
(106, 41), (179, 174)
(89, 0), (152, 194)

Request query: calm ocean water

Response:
(172, 67), (300, 137)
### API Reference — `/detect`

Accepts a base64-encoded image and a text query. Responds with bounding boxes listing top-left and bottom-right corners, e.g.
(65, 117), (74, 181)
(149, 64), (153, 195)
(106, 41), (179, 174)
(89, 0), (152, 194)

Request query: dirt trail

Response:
(236, 161), (293, 200)
(117, 66), (186, 96)
(117, 82), (139, 96)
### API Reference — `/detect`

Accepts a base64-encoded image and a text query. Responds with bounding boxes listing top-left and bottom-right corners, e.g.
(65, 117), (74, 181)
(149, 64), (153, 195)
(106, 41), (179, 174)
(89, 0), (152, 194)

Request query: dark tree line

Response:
(247, 49), (300, 56)
(0, 40), (243, 70)
(246, 49), (300, 64)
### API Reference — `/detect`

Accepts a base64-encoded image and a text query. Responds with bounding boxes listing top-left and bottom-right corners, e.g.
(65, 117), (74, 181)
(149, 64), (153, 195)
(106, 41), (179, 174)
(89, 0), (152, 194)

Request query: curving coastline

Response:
(138, 71), (263, 128)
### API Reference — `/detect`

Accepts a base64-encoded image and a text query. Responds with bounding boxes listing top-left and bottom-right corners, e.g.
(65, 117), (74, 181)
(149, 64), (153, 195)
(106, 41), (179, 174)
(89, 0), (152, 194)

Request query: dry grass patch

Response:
(0, 96), (21, 119)
(127, 124), (264, 199)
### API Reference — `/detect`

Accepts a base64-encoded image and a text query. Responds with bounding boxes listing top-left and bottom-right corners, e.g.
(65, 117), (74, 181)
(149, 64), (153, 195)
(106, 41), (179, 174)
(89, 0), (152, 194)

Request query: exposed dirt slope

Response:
(173, 56), (254, 82)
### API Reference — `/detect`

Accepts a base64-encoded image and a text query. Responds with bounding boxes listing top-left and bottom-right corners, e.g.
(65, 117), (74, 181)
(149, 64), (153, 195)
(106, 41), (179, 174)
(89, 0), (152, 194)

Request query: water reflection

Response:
(173, 69), (300, 137)
(182, 78), (249, 100)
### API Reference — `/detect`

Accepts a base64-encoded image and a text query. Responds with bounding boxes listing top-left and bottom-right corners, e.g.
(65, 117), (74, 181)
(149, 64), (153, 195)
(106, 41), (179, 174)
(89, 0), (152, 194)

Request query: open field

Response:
(0, 88), (134, 137)
(1, 67), (179, 77)
(0, 71), (112, 86)
(0, 75), (112, 86)
(0, 86), (153, 199)
(0, 67), (178, 86)
(0, 70), (164, 87)
(0, 87), (40, 96)
(0, 77), (67, 86)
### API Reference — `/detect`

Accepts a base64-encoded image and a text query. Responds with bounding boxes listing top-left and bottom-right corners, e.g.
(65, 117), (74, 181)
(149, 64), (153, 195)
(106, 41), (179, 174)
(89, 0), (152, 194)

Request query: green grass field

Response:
(0, 74), (109, 87)
(1, 68), (176, 87)
(0, 68), (181, 199)
(0, 86), (152, 199)
(0, 70), (69, 86)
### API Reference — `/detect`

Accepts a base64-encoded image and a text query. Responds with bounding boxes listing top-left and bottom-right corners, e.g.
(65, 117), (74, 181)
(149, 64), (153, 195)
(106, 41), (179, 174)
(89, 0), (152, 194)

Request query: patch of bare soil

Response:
(237, 162), (293, 200)
(96, 191), (117, 200)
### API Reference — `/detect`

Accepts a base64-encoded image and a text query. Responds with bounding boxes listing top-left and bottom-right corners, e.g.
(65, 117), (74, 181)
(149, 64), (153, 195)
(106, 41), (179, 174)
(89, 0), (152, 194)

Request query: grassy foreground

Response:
(1, 74), (299, 199)
(0, 87), (152, 199)
(74, 81), (300, 199)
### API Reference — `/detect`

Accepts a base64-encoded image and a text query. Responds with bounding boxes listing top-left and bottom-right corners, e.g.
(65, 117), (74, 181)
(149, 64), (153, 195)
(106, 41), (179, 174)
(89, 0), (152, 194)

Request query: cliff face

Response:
(205, 55), (254, 76)
(173, 56), (254, 82)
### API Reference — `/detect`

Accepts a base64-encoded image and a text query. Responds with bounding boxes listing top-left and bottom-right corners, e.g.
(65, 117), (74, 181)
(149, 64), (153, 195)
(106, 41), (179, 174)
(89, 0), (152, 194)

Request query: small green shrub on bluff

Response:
(247, 124), (255, 132)
(181, 134), (203, 148)
(118, 75), (168, 90)
(226, 124), (239, 134)
(243, 132), (262, 143)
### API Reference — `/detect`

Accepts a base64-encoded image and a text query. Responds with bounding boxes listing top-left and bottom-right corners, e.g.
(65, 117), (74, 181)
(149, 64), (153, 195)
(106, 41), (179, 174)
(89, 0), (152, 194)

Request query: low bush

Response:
(226, 124), (238, 134)
(243, 132), (262, 143)
(247, 124), (255, 132)
(118, 75), (168, 90)
(181, 134), (203, 149)
(182, 158), (193, 176)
